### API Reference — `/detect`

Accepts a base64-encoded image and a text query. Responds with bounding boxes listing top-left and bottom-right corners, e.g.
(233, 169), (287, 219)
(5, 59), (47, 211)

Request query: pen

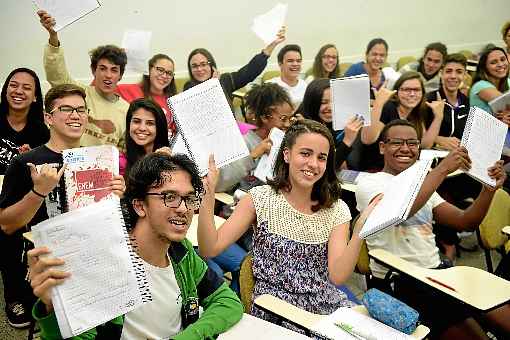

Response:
(334, 322), (377, 340)
(426, 276), (457, 292)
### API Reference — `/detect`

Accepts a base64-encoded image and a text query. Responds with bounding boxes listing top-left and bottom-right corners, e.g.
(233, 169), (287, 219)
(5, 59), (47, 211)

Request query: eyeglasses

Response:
(384, 138), (420, 148)
(50, 105), (89, 116)
(190, 61), (211, 70)
(399, 87), (422, 94)
(146, 191), (201, 210)
(154, 66), (174, 78)
(322, 54), (338, 60)
(265, 113), (292, 123)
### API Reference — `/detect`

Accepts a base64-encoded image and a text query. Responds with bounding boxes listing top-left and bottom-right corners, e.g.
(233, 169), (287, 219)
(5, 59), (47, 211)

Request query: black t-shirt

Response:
(0, 114), (50, 175)
(425, 89), (469, 140)
(0, 145), (66, 232)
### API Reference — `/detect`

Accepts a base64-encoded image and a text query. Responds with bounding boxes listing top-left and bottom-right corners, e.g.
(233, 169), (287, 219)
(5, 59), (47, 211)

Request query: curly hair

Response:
(89, 45), (127, 76)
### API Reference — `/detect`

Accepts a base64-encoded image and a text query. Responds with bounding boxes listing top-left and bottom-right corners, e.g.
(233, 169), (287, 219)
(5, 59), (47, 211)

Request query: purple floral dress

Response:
(249, 185), (354, 325)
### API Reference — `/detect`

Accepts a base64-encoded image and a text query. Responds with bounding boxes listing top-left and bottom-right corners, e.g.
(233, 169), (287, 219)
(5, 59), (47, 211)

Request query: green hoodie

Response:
(33, 239), (243, 339)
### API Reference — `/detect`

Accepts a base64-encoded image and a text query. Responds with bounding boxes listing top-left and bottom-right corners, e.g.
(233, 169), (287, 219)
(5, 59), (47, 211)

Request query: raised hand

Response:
(202, 154), (219, 196)
(486, 160), (506, 191)
(108, 175), (126, 198)
(250, 138), (273, 160)
(373, 82), (396, 106)
(436, 146), (471, 174)
(343, 116), (364, 146)
(28, 163), (66, 197)
(352, 193), (383, 237)
(435, 136), (460, 151)
(425, 92), (446, 121)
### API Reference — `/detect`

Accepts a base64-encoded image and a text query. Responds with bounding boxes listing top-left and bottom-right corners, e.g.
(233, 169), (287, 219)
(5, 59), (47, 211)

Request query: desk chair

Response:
(253, 294), (430, 339)
(231, 89), (248, 120)
(396, 56), (417, 70)
(339, 62), (352, 76)
(261, 70), (280, 83)
(239, 253), (255, 313)
(349, 215), (372, 285)
(174, 77), (189, 93)
(476, 189), (510, 273)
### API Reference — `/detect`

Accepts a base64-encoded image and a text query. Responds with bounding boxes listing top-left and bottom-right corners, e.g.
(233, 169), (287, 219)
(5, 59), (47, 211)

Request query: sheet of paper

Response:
(337, 169), (368, 184)
(31, 200), (151, 337)
(32, 0), (100, 32)
(251, 3), (287, 44)
(311, 307), (413, 340)
(122, 29), (152, 74)
(168, 78), (250, 176)
(331, 75), (371, 131)
(419, 149), (449, 161)
(170, 132), (192, 159)
(488, 90), (510, 114)
(461, 107), (507, 187)
(254, 128), (285, 182)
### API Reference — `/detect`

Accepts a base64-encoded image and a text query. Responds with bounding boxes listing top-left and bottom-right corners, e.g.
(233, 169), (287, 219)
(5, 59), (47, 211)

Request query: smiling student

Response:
(197, 119), (380, 329)
(305, 44), (341, 83)
(38, 10), (129, 150)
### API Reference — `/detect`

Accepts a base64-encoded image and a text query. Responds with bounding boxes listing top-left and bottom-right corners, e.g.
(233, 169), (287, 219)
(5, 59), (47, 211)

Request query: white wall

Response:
(1, 0), (509, 89)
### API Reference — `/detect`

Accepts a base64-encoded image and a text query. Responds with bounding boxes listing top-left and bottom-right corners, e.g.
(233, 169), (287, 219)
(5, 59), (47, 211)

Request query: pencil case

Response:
(362, 288), (419, 335)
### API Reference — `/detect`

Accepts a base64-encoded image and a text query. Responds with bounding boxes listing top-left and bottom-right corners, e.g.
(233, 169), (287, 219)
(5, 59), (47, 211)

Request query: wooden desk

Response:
(23, 214), (225, 247)
(215, 192), (234, 206)
(254, 294), (429, 339)
(369, 248), (510, 311)
(218, 312), (309, 339)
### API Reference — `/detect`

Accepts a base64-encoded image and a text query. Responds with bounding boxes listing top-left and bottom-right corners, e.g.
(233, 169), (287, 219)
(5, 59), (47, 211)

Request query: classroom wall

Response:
(1, 0), (509, 89)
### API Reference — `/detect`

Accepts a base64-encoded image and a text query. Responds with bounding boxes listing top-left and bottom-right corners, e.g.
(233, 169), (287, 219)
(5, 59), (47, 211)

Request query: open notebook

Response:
(31, 200), (151, 338)
(330, 75), (371, 131)
(311, 307), (413, 340)
(358, 159), (432, 239)
(460, 107), (507, 187)
(253, 127), (285, 182)
(168, 78), (249, 176)
(32, 0), (101, 32)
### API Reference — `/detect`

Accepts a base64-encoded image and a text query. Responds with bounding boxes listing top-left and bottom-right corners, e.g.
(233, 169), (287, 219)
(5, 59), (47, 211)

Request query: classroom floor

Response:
(0, 232), (503, 339)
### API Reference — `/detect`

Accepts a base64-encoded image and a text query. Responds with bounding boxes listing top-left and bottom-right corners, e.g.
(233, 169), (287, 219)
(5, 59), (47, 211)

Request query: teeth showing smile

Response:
(67, 123), (82, 128)
(396, 155), (412, 160)
(169, 219), (187, 230)
(303, 170), (315, 177)
(12, 97), (24, 102)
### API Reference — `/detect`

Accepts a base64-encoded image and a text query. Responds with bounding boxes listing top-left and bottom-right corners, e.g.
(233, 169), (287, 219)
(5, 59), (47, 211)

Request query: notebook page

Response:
(358, 160), (431, 239)
(253, 128), (285, 182)
(168, 78), (249, 176)
(461, 107), (507, 187)
(32, 200), (151, 337)
(251, 3), (288, 44)
(122, 29), (152, 74)
(488, 90), (510, 114)
(170, 132), (192, 159)
(331, 75), (371, 131)
(32, 0), (100, 32)
(311, 307), (413, 340)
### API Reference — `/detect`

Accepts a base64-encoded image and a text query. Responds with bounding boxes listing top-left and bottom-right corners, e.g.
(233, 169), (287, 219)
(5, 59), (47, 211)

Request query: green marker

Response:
(334, 322), (377, 340)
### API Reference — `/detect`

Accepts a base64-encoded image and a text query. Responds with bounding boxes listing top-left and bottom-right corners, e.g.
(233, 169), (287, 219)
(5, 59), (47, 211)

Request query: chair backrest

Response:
(239, 253), (255, 313)
(396, 56), (417, 71)
(261, 70), (281, 83)
(458, 49), (476, 60)
(478, 189), (510, 250)
(339, 62), (352, 76)
(174, 77), (189, 93)
(350, 215), (371, 275)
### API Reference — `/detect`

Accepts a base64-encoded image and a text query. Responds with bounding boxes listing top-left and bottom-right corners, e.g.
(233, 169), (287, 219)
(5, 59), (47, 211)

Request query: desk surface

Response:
(23, 214), (226, 247)
(369, 248), (510, 311)
(218, 313), (309, 339)
(215, 192), (234, 206)
(254, 294), (429, 339)
(503, 226), (510, 236)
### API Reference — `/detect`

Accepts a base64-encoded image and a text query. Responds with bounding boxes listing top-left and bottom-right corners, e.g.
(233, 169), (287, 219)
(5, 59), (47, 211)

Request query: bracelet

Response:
(31, 188), (46, 199)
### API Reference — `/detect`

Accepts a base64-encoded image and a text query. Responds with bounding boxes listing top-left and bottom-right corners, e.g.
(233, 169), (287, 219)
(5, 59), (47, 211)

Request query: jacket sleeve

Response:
(224, 52), (269, 93)
(43, 44), (83, 88)
(33, 299), (123, 340)
(173, 243), (243, 340)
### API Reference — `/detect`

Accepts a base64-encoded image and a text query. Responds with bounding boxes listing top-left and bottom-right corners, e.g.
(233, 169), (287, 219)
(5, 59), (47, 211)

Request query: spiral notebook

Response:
(358, 159), (432, 239)
(331, 75), (371, 131)
(63, 145), (119, 210)
(31, 200), (152, 338)
(460, 107), (508, 187)
(253, 127), (285, 182)
(167, 78), (250, 176)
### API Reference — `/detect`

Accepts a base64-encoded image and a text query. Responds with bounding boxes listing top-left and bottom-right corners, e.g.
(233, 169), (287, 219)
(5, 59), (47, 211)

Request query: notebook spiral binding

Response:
(117, 201), (152, 304)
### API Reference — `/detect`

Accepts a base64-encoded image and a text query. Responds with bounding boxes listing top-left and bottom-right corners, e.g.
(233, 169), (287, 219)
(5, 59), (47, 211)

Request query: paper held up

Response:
(33, 0), (101, 32)
(122, 29), (152, 74)
(251, 3), (288, 44)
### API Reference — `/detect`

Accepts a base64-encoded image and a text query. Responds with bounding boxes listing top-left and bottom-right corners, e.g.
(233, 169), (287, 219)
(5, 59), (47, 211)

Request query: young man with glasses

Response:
(37, 10), (129, 150)
(27, 153), (243, 339)
(0, 84), (125, 328)
(355, 119), (510, 338)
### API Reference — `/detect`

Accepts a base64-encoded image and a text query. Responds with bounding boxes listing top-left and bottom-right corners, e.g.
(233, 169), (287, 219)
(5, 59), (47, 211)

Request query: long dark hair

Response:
(299, 79), (330, 123)
(125, 98), (170, 176)
(268, 119), (341, 212)
(473, 46), (509, 93)
(186, 48), (217, 86)
(392, 71), (426, 140)
(312, 44), (340, 79)
(141, 54), (177, 98)
(0, 68), (44, 123)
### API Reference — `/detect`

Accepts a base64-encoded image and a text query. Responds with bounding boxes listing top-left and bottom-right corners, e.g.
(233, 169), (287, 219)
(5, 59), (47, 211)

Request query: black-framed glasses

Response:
(50, 105), (89, 116)
(190, 61), (211, 70)
(384, 138), (420, 148)
(154, 66), (174, 78)
(146, 191), (201, 210)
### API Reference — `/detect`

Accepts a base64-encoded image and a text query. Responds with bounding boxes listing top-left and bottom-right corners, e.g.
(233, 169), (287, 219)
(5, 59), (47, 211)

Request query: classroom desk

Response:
(369, 248), (510, 312)
(218, 312), (309, 340)
(23, 214), (226, 247)
(254, 294), (430, 339)
(503, 226), (510, 236)
(215, 192), (234, 206)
